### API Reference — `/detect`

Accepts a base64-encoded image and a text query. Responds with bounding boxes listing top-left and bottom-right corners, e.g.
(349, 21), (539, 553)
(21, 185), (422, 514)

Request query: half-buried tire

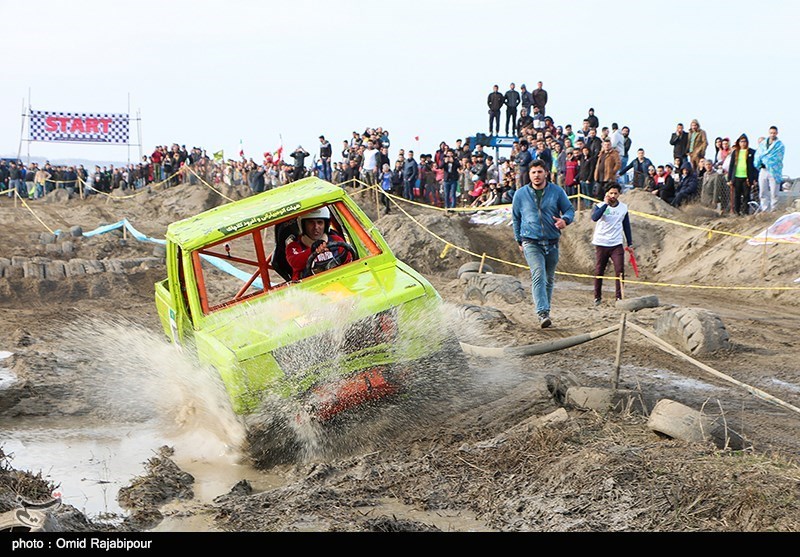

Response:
(465, 273), (526, 304)
(653, 307), (730, 356)
(457, 261), (494, 280)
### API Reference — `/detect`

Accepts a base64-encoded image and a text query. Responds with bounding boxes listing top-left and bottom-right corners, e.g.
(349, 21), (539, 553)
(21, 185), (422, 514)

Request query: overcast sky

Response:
(2, 0), (797, 176)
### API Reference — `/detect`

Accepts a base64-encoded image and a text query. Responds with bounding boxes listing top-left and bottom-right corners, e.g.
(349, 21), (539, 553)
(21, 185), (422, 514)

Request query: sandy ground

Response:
(1, 183), (799, 532)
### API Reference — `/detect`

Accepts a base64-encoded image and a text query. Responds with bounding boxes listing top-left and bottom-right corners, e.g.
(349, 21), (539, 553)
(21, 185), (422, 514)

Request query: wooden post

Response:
(577, 193), (582, 218)
(13, 188), (18, 208)
(375, 185), (380, 218)
(79, 178), (84, 200)
(478, 253), (487, 273)
(729, 183), (734, 215)
(612, 312), (627, 389)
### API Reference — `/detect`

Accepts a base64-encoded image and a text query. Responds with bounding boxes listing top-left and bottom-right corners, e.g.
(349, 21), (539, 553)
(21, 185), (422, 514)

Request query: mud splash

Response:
(1, 317), (256, 522)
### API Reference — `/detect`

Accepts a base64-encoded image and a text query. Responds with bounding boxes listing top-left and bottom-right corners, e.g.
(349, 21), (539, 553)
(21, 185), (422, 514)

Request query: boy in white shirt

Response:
(591, 183), (633, 305)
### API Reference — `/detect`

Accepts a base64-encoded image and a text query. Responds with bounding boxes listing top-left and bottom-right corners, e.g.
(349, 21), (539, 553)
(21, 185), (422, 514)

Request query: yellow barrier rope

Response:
(364, 182), (800, 292)
(11, 191), (54, 234)
(574, 192), (796, 245)
(184, 167), (235, 202)
(77, 170), (180, 200)
(342, 178), (512, 212)
(347, 182), (793, 245)
(4, 173), (798, 291)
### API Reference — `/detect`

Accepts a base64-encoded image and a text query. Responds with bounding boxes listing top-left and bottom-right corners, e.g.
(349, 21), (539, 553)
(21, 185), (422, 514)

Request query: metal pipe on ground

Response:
(459, 324), (621, 358)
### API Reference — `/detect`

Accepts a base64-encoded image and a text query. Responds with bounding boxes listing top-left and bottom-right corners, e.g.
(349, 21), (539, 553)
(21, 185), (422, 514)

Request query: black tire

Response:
(653, 307), (730, 355)
(398, 334), (471, 416)
(464, 285), (486, 303)
(457, 261), (494, 279)
(465, 273), (525, 304)
(44, 261), (66, 280)
(22, 261), (44, 279)
(457, 304), (509, 326)
(243, 397), (307, 469)
(646, 399), (745, 450)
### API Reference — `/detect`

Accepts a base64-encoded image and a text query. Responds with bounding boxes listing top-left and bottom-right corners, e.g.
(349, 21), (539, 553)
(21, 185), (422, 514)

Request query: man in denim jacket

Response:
(512, 159), (575, 328)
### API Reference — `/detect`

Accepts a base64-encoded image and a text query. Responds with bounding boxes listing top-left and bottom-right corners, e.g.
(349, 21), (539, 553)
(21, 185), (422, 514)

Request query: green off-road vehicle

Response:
(155, 177), (464, 464)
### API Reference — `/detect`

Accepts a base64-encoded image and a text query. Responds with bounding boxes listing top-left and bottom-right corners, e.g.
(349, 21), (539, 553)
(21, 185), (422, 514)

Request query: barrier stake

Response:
(478, 252), (486, 273)
(612, 312), (627, 389)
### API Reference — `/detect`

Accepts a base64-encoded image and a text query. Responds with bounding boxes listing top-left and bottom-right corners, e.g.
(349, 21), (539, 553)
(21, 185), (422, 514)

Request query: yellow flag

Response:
(213, 150), (224, 162)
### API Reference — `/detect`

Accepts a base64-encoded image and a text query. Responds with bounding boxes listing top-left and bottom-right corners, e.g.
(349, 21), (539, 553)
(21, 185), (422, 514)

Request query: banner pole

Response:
(17, 98), (26, 162)
(137, 108), (143, 162)
(26, 89), (31, 164)
(127, 93), (131, 166)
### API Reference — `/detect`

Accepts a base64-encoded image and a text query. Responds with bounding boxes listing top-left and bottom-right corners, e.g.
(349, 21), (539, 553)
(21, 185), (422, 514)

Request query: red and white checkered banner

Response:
(29, 110), (130, 143)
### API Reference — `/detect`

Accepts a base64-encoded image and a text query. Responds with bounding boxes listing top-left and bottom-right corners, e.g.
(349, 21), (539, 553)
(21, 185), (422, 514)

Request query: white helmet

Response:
(299, 206), (330, 230)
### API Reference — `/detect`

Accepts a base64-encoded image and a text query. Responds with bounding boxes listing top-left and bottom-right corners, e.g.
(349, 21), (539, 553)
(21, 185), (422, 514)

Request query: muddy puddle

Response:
(0, 345), (288, 531)
(0, 410), (289, 530)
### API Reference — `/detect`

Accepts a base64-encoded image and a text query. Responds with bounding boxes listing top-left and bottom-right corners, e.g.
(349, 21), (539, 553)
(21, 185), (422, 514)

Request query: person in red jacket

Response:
(285, 206), (353, 280)
(151, 146), (164, 182)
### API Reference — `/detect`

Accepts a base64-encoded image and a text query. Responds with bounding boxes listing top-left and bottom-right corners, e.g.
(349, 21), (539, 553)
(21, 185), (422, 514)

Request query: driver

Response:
(285, 206), (353, 280)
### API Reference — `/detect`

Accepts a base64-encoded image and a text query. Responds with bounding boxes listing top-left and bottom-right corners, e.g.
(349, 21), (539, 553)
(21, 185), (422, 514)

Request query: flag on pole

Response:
(213, 150), (224, 162)
(274, 145), (283, 162)
(239, 139), (244, 158)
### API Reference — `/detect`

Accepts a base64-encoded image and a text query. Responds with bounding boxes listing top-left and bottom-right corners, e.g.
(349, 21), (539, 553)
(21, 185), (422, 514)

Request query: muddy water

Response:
(0, 342), (285, 530)
(0, 413), (283, 527)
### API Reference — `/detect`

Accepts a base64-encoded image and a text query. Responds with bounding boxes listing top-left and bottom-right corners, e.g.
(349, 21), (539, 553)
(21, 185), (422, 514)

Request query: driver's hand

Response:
(310, 239), (328, 254)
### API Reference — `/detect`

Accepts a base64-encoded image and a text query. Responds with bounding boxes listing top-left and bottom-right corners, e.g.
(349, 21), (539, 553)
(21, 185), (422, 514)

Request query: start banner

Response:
(29, 110), (129, 144)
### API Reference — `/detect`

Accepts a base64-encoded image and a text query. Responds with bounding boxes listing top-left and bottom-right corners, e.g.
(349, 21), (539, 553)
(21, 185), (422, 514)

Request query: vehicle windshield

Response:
(190, 202), (381, 313)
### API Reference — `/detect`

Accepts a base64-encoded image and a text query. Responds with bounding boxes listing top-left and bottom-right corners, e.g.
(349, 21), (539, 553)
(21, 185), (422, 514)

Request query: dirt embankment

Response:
(1, 183), (799, 532)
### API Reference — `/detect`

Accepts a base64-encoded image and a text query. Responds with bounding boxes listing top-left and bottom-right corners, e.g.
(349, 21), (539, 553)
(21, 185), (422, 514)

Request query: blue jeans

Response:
(11, 179), (25, 199)
(320, 157), (332, 181)
(403, 180), (415, 200)
(580, 181), (594, 207)
(522, 240), (559, 316)
(489, 110), (500, 134)
(618, 155), (629, 185)
(444, 179), (458, 208)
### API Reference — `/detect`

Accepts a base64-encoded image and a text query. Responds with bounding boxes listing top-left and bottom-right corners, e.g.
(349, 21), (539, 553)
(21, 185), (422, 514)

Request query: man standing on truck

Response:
(290, 146), (310, 182)
(286, 206), (353, 280)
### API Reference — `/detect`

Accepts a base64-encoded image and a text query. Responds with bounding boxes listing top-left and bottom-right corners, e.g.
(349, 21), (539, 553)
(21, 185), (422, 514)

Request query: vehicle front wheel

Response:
(243, 396), (316, 469)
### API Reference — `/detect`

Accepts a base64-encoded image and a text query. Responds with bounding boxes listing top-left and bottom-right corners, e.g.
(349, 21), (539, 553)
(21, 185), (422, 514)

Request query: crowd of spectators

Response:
(2, 88), (787, 216)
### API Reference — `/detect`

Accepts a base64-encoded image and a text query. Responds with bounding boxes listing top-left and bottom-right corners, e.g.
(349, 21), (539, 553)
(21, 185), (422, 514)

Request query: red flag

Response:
(625, 247), (639, 278)
(274, 146), (283, 162)
(238, 139), (244, 158)
(414, 135), (419, 141)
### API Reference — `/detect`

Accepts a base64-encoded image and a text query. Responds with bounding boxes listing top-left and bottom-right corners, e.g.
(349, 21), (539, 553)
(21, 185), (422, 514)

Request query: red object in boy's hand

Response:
(625, 246), (639, 277)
